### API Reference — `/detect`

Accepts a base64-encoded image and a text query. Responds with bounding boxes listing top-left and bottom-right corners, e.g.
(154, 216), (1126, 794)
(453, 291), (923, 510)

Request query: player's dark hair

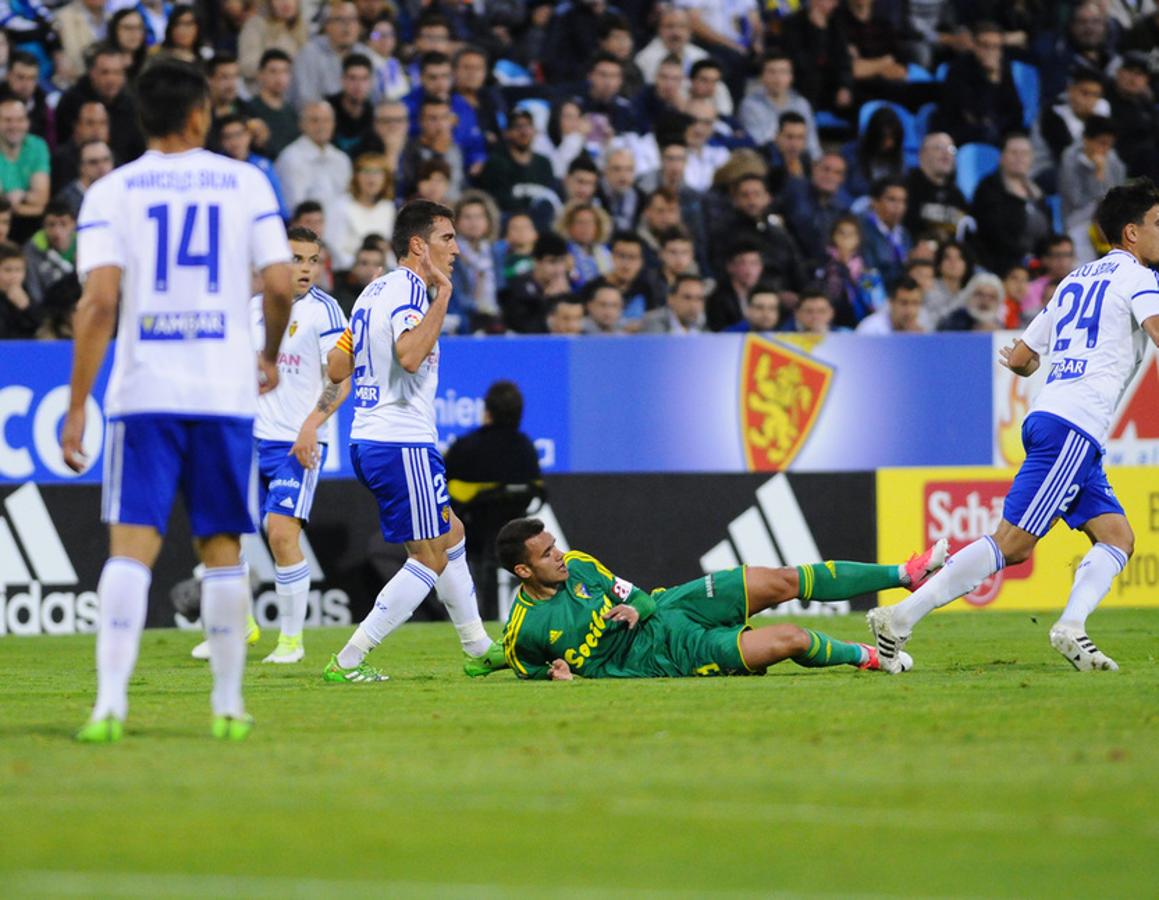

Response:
(259, 48), (292, 68)
(44, 199), (76, 221)
(391, 199), (454, 261)
(287, 225), (321, 248)
(891, 275), (922, 298)
(136, 57), (210, 139)
(0, 240), (23, 263)
(1096, 177), (1159, 246)
(496, 518), (545, 573)
(484, 380), (524, 429)
(343, 52), (373, 73)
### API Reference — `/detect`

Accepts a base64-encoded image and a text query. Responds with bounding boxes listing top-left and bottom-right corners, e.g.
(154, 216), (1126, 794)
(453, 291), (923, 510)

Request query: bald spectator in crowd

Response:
(55, 43), (145, 164)
(276, 101), (353, 213)
(54, 139), (113, 217)
(904, 133), (968, 244)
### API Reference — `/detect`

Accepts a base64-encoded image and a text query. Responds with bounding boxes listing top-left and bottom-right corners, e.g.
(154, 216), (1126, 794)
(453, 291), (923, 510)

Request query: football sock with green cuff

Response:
(795, 561), (901, 601)
(792, 629), (867, 668)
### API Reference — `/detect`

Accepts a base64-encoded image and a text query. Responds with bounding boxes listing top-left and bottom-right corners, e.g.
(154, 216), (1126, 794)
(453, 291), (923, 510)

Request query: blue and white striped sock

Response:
(337, 558), (437, 668)
(1058, 543), (1128, 630)
(891, 536), (1006, 633)
(274, 561), (311, 640)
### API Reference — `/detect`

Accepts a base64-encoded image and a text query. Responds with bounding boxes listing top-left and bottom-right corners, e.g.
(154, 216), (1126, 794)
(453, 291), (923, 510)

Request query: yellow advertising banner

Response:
(876, 467), (1159, 610)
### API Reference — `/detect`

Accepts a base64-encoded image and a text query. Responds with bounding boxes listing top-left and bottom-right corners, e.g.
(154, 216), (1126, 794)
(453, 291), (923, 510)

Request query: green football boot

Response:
(322, 654), (390, 683)
(463, 641), (508, 678)
(75, 714), (124, 744)
(211, 714), (255, 741)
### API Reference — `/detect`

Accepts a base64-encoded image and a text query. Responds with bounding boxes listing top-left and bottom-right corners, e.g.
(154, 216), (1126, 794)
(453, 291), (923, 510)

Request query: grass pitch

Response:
(2, 610), (1158, 899)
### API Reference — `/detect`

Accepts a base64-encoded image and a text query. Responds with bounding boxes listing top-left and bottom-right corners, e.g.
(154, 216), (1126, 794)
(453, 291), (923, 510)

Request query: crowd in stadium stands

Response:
(0, 0), (1157, 341)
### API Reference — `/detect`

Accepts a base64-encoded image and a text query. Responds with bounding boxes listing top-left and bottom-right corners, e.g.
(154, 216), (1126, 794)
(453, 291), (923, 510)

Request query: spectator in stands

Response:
(0, 197), (13, 244)
(1034, 67), (1109, 175)
(400, 97), (464, 200)
(936, 20), (1024, 148)
(0, 96), (49, 240)
(325, 152), (395, 272)
(134, 0), (169, 48)
(403, 51), (487, 175)
(632, 57), (694, 135)
(1022, 234), (1075, 317)
(327, 54), (375, 158)
(331, 240), (385, 312)
(218, 114), (290, 222)
(238, 0), (309, 89)
(636, 188), (682, 262)
(1060, 116), (1126, 264)
(0, 241), (36, 338)
(546, 295), (585, 335)
(1107, 52), (1159, 178)
(707, 237), (764, 331)
(501, 231), (573, 334)
(599, 13), (645, 100)
(581, 52), (638, 136)
(206, 53), (246, 149)
(403, 13), (452, 82)
(592, 230), (660, 323)
(654, 225), (697, 292)
(1001, 261), (1030, 328)
(970, 131), (1051, 275)
(1121, 8), (1159, 58)
(602, 147), (643, 232)
(818, 214), (883, 329)
(843, 104), (906, 199)
(639, 271), (707, 334)
(5, 52), (51, 142)
(636, 7), (701, 83)
(454, 46), (503, 150)
(905, 0), (971, 70)
(477, 109), (559, 223)
(766, 111), (813, 193)
(55, 44), (144, 164)
(904, 132), (968, 243)
(23, 200), (76, 307)
(937, 271), (1004, 331)
(922, 239), (974, 327)
(56, 0), (109, 76)
(452, 190), (503, 332)
(558, 201), (612, 288)
(786, 285), (837, 334)
(714, 172), (806, 296)
(361, 100), (407, 173)
(722, 282), (781, 333)
(687, 58), (733, 118)
(677, 0), (762, 100)
(276, 101), (353, 214)
(35, 273), (82, 340)
(637, 138), (710, 270)
(157, 5), (206, 64)
(683, 99), (731, 192)
(497, 212), (537, 285)
(859, 176), (911, 292)
(292, 1), (369, 108)
(838, 0), (916, 106)
(366, 14), (409, 102)
(855, 275), (925, 334)
(534, 99), (591, 181)
(50, 101), (108, 196)
(108, 8), (148, 82)
(410, 154), (455, 204)
(54, 138), (112, 216)
(739, 53), (820, 157)
(780, 0), (854, 116)
(780, 150), (852, 265)
(1034, 3), (1116, 104)
(543, 0), (616, 83)
(560, 154), (600, 207)
(581, 282), (627, 335)
(245, 49), (300, 160)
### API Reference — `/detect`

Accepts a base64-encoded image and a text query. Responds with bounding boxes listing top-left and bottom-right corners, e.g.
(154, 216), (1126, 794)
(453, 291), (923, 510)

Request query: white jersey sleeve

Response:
(1130, 267), (1159, 326)
(77, 178), (127, 274)
(389, 273), (431, 341)
(1019, 306), (1053, 356)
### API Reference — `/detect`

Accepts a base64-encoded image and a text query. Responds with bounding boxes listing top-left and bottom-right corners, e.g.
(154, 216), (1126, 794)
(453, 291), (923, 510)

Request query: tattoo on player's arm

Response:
(316, 379), (340, 413)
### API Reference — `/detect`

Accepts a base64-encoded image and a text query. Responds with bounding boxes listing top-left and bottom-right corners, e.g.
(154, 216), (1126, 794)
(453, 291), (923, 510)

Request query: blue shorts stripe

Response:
(1027, 434), (1087, 534)
(402, 449), (422, 538)
(416, 447), (436, 538)
(1017, 432), (1077, 532)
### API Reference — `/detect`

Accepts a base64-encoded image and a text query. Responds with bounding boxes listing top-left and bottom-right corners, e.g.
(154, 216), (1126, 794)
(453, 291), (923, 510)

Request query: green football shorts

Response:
(649, 567), (756, 677)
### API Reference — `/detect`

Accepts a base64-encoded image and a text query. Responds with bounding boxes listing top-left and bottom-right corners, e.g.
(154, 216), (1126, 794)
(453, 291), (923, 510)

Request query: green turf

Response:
(2, 611), (1158, 899)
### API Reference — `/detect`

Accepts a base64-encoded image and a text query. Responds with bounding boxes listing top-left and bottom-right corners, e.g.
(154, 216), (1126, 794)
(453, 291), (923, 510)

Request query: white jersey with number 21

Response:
(1020, 248), (1159, 446)
(76, 148), (290, 420)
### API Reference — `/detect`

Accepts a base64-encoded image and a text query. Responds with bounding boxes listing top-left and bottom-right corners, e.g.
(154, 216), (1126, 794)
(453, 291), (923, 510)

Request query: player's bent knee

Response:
(747, 566), (797, 608)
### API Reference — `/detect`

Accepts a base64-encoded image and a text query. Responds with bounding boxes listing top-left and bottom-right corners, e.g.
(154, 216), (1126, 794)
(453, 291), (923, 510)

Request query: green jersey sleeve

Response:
(502, 602), (551, 680)
(563, 551), (656, 622)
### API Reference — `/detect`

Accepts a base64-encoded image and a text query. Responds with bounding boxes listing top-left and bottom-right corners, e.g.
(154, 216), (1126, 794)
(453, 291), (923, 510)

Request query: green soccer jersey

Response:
(503, 551), (658, 680)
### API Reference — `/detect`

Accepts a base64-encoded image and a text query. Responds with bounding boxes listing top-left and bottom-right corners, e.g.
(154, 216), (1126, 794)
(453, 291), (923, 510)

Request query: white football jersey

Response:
(1021, 248), (1159, 445)
(250, 287), (348, 442)
(77, 149), (290, 419)
(348, 265), (439, 445)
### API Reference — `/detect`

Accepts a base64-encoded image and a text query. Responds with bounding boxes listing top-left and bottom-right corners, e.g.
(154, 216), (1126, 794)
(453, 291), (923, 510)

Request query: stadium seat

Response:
(1011, 61), (1039, 129)
(1046, 194), (1064, 233)
(915, 103), (938, 143)
(515, 98), (551, 134)
(858, 100), (921, 166)
(955, 143), (1001, 203)
(935, 62), (949, 80)
(907, 63), (935, 82)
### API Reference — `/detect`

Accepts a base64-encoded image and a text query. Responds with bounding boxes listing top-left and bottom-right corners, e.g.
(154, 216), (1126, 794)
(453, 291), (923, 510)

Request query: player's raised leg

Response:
(738, 624), (910, 673)
(1050, 512), (1133, 672)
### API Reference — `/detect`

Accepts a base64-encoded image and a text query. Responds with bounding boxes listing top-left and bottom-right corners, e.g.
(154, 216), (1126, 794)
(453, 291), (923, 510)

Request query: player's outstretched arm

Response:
(291, 375), (352, 468)
(258, 262), (294, 393)
(999, 339), (1040, 377)
(62, 265), (121, 472)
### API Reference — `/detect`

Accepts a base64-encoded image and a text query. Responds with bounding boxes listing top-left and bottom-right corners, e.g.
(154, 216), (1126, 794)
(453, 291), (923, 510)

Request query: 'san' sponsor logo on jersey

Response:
(574, 582), (591, 600)
(1047, 358), (1087, 383)
(739, 335), (834, 471)
(924, 481), (1034, 606)
(354, 384), (380, 407)
(139, 311), (226, 341)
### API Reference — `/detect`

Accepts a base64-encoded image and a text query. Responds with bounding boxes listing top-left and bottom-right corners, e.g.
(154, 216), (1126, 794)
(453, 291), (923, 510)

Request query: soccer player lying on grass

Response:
(477, 518), (947, 681)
